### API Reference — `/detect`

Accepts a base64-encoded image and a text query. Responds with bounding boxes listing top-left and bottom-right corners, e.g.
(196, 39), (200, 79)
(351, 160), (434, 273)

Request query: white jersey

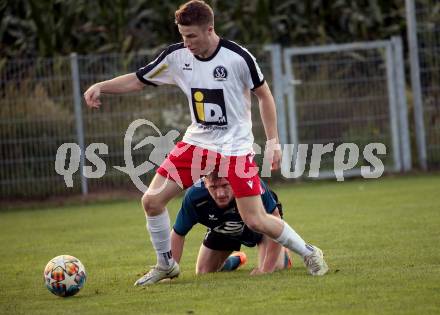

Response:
(136, 38), (265, 156)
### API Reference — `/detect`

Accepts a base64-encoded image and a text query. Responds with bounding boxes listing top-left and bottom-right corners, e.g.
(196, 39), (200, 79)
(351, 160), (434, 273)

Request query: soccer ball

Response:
(43, 255), (87, 297)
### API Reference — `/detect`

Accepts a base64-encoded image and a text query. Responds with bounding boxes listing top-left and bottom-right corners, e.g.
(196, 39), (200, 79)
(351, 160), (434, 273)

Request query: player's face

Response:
(178, 24), (213, 57)
(205, 177), (234, 208)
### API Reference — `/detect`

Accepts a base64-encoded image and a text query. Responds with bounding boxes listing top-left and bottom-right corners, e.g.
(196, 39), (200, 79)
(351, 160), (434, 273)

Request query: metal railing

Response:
(277, 38), (411, 179)
(0, 46), (273, 198)
(3, 10), (438, 198)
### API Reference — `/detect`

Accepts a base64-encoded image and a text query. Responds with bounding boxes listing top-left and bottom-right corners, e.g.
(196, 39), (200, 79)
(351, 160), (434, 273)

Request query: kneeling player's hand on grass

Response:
(251, 266), (276, 275)
(251, 268), (273, 276)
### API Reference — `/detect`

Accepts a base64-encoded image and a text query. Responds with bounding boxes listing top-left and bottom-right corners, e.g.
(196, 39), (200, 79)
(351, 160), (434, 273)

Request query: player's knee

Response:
(195, 267), (206, 275)
(243, 216), (265, 234)
(141, 193), (163, 215)
(195, 265), (214, 275)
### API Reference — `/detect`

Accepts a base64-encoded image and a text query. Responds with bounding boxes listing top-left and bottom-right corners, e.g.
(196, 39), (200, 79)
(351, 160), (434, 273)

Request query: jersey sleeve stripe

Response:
(135, 71), (158, 86)
(136, 42), (185, 85)
(252, 78), (265, 91)
(220, 39), (264, 90)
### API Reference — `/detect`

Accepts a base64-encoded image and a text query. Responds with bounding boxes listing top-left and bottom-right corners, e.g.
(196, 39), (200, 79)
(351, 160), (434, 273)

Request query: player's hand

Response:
(271, 149), (281, 171)
(84, 84), (102, 109)
(250, 268), (263, 276)
(265, 139), (282, 171)
(250, 267), (273, 276)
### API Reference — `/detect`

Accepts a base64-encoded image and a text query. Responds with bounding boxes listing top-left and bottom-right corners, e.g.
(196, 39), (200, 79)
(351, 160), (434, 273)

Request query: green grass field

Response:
(1, 174), (439, 315)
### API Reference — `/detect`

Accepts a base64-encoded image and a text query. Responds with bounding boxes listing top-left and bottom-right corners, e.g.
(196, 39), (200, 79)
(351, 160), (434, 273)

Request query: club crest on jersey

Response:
(213, 66), (228, 81)
(191, 88), (227, 126)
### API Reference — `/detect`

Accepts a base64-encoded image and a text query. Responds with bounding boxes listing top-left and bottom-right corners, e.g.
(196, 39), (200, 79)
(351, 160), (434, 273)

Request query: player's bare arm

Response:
(257, 208), (284, 273)
(170, 230), (186, 264)
(253, 82), (281, 170)
(84, 73), (145, 109)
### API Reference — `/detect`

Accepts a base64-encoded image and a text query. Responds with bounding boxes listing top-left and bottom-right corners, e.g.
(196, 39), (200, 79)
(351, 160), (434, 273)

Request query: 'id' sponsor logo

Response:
(191, 88), (227, 126)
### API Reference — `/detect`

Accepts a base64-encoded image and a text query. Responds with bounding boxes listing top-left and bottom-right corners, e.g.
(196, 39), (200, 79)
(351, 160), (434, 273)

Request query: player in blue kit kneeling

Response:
(171, 171), (292, 275)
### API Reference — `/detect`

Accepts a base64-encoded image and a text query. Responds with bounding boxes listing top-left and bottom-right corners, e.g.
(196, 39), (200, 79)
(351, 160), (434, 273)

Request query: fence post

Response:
(265, 44), (291, 176)
(70, 53), (88, 195)
(385, 42), (402, 172)
(405, 0), (428, 170)
(283, 50), (300, 173)
(264, 44), (288, 146)
(392, 36), (412, 171)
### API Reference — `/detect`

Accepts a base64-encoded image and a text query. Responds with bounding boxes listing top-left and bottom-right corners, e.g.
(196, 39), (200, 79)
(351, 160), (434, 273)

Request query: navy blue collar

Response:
(194, 38), (223, 62)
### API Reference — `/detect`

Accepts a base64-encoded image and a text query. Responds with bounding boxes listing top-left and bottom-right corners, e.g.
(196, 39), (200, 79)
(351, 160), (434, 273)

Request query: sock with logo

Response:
(275, 221), (314, 257)
(146, 210), (175, 269)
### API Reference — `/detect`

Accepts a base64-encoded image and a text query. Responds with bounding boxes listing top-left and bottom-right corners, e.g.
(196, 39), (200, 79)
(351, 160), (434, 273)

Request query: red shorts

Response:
(157, 142), (262, 197)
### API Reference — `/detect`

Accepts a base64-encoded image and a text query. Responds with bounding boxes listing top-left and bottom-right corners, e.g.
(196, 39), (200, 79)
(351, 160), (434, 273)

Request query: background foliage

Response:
(1, 0), (410, 59)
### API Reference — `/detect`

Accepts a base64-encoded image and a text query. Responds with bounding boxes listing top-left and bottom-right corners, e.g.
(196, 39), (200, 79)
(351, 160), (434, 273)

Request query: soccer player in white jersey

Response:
(84, 0), (328, 285)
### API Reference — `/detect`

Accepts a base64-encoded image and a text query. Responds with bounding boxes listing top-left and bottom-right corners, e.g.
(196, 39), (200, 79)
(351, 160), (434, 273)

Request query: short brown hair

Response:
(175, 0), (214, 26)
(204, 169), (228, 183)
(204, 170), (220, 182)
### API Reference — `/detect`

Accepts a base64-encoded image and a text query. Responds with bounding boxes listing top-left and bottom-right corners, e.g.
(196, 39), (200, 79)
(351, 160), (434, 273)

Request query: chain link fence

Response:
(3, 2), (439, 200)
(281, 39), (410, 178)
(0, 56), (75, 198)
(0, 46), (272, 199)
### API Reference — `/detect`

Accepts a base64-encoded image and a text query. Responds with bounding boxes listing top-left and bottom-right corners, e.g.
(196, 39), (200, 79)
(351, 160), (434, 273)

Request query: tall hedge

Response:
(1, 0), (413, 59)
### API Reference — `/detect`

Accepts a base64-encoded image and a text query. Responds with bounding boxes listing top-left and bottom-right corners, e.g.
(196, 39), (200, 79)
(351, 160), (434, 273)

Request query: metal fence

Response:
(0, 46), (273, 198)
(278, 38), (411, 179)
(406, 0), (440, 170)
(2, 0), (439, 199)
(0, 56), (75, 198)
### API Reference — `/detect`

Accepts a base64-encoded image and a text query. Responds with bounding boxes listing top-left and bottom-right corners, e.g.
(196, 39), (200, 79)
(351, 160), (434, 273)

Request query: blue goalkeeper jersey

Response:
(173, 179), (277, 244)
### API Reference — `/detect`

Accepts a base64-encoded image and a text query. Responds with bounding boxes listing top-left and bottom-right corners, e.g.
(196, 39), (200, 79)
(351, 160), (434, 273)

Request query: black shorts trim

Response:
(202, 228), (263, 251)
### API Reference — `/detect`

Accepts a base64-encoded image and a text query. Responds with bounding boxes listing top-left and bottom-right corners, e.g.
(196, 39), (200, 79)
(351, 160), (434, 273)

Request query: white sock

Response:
(275, 221), (314, 257)
(146, 210), (175, 269)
